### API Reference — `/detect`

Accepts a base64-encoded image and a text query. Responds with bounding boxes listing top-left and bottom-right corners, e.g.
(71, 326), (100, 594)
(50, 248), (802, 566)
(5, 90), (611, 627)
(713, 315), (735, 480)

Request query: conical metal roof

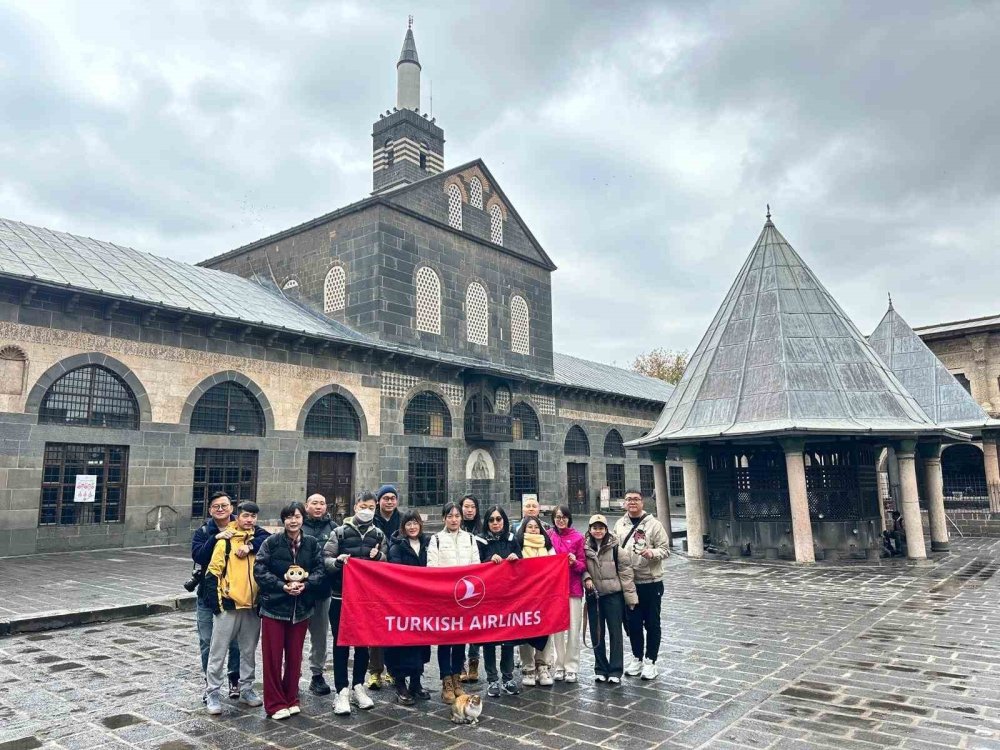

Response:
(869, 303), (997, 430)
(398, 28), (420, 68)
(630, 219), (945, 446)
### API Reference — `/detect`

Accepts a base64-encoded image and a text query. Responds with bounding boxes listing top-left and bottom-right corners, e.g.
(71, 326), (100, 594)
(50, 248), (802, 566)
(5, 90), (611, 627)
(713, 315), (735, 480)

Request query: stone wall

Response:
(921, 328), (1000, 417)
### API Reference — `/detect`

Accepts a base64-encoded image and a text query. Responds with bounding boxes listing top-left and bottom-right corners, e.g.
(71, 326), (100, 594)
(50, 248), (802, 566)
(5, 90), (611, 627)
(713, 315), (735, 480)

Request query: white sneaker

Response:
(538, 666), (554, 686)
(624, 656), (642, 676)
(333, 687), (351, 715)
(594, 674), (607, 683)
(553, 668), (565, 681)
(641, 657), (658, 680)
(521, 671), (536, 686)
(565, 672), (577, 683)
(351, 683), (375, 709)
(271, 708), (291, 720)
(287, 705), (300, 716)
(609, 676), (621, 684)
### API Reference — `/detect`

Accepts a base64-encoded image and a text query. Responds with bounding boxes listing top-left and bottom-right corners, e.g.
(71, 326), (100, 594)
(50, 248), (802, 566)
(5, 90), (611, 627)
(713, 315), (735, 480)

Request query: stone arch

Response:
(296, 383), (369, 437)
(485, 195), (508, 221)
(941, 443), (987, 498)
(402, 385), (455, 437)
(179, 370), (274, 435)
(442, 175), (469, 203)
(24, 352), (152, 425)
(0, 345), (28, 396)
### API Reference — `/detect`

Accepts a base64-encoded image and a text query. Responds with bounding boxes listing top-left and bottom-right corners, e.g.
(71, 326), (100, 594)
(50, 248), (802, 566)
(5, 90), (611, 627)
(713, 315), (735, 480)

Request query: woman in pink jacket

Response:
(547, 505), (587, 682)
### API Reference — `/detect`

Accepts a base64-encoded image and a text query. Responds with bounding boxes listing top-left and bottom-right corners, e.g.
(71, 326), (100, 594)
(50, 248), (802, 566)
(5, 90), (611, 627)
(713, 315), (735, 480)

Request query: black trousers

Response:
(625, 580), (663, 662)
(587, 591), (624, 678)
(329, 597), (369, 691)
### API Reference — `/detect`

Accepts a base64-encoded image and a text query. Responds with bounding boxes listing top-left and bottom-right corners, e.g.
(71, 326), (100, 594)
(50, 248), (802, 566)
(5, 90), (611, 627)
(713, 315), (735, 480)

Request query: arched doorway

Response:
(941, 444), (986, 507)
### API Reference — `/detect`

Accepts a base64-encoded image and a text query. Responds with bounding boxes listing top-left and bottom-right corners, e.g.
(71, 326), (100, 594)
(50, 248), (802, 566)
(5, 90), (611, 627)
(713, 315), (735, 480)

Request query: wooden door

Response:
(567, 462), (588, 515)
(307, 452), (354, 522)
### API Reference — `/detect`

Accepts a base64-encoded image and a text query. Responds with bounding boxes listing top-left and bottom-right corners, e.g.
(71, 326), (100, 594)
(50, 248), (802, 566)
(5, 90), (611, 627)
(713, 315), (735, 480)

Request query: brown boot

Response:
(441, 675), (456, 704)
(467, 658), (480, 682)
(452, 675), (467, 698)
(459, 663), (470, 682)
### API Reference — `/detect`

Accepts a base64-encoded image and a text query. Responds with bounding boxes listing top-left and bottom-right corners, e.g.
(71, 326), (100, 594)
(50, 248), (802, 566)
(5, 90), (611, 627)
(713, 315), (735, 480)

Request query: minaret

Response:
(372, 19), (445, 194)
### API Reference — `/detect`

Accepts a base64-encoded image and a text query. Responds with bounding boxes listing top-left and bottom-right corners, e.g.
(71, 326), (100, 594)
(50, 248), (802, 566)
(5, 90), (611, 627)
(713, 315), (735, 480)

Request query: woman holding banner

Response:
(548, 505), (587, 683)
(477, 505), (521, 698)
(459, 494), (483, 683)
(427, 501), (479, 704)
(385, 509), (432, 704)
(515, 516), (555, 686)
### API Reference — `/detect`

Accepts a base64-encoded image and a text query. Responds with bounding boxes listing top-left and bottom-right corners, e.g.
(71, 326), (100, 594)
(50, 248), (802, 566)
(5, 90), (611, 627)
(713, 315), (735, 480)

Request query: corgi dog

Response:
(450, 693), (483, 725)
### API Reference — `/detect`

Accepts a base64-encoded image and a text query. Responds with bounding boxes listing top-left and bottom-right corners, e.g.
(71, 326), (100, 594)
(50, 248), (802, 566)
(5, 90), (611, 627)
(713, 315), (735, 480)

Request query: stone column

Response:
(983, 434), (1000, 490)
(896, 440), (927, 560)
(920, 442), (948, 552)
(652, 452), (673, 547)
(679, 446), (704, 558)
(781, 439), (814, 564)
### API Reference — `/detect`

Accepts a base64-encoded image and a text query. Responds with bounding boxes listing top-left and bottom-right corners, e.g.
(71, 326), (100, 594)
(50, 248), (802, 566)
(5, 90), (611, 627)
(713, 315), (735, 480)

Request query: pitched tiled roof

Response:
(553, 352), (674, 403)
(631, 219), (946, 447)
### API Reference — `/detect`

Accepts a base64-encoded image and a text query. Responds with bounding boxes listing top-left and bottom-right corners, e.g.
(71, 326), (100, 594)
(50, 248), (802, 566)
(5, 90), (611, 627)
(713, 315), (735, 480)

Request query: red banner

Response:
(338, 554), (570, 646)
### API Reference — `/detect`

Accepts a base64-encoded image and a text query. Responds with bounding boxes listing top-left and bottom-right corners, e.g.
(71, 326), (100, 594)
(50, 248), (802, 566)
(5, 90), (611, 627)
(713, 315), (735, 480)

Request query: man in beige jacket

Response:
(613, 489), (670, 680)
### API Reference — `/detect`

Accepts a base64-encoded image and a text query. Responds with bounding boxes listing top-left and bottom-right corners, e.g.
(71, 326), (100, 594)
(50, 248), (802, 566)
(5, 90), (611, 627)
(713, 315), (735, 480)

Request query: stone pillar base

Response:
(931, 541), (950, 552)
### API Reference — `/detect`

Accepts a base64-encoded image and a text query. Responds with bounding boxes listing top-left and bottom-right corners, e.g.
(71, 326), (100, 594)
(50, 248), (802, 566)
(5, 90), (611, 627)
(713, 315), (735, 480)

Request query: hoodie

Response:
(205, 521), (260, 611)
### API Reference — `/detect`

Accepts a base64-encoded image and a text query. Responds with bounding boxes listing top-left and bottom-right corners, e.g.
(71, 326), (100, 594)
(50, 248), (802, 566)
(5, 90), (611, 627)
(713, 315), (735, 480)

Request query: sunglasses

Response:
(488, 516), (503, 522)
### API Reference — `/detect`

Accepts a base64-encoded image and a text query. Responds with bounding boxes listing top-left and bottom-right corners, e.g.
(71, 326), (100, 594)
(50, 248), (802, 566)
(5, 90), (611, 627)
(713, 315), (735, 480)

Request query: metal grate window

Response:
(804, 445), (872, 520)
(469, 177), (483, 209)
(640, 464), (655, 500)
(408, 447), (448, 507)
(324, 266), (346, 313)
(606, 463), (625, 499)
(669, 465), (685, 497)
(511, 402), (541, 441)
(190, 381), (265, 436)
(466, 282), (489, 345)
(447, 183), (463, 230)
(564, 425), (590, 456)
(510, 295), (529, 354)
(304, 393), (361, 440)
(40, 443), (128, 526)
(192, 448), (258, 517)
(403, 391), (452, 437)
(603, 429), (626, 458)
(39, 365), (139, 429)
(415, 266), (441, 334)
(489, 204), (504, 246)
(510, 449), (539, 507)
(495, 386), (511, 413)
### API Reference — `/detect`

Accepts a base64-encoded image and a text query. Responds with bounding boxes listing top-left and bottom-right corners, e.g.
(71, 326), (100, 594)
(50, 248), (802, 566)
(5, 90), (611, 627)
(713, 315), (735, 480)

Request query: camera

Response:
(183, 563), (205, 592)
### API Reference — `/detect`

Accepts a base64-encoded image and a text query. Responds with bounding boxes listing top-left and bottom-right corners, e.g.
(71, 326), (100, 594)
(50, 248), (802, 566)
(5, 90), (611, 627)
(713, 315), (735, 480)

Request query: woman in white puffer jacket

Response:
(427, 501), (479, 703)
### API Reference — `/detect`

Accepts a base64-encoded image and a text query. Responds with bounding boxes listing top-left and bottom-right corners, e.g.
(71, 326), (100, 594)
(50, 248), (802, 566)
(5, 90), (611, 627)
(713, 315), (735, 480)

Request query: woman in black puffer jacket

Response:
(476, 505), (522, 698)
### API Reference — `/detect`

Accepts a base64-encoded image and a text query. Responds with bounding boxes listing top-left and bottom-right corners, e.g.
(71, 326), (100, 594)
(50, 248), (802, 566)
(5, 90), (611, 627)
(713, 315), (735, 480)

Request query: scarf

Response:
(521, 532), (549, 558)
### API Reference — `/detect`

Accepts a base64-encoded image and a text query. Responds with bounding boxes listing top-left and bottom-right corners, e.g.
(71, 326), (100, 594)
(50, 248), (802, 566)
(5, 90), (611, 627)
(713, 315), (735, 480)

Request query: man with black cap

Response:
(366, 484), (401, 690)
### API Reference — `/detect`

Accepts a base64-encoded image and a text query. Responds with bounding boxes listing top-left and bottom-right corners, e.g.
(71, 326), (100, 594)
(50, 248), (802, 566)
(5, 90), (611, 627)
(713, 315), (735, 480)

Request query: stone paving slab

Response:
(1, 539), (999, 749)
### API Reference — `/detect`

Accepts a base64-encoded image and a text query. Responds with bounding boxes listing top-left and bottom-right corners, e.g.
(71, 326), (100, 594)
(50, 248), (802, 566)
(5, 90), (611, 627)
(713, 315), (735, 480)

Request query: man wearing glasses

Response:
(613, 489), (670, 681)
(191, 491), (269, 701)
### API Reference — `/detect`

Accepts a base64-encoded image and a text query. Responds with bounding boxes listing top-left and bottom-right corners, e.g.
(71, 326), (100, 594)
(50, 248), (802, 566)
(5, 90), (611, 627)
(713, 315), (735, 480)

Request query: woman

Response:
(547, 505), (587, 683)
(515, 516), (554, 687)
(427, 501), (479, 703)
(253, 501), (325, 719)
(459, 494), (482, 683)
(582, 513), (636, 684)
(477, 506), (521, 698)
(385, 509), (432, 705)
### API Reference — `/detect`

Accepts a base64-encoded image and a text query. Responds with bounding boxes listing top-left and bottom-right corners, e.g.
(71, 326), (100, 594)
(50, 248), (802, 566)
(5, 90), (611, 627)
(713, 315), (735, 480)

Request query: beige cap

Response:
(588, 513), (608, 528)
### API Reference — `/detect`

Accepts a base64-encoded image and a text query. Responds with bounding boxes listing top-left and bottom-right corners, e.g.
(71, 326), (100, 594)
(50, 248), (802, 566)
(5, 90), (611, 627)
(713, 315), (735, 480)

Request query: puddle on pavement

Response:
(157, 743), (197, 750)
(0, 737), (43, 750)
(101, 714), (145, 730)
(48, 662), (84, 673)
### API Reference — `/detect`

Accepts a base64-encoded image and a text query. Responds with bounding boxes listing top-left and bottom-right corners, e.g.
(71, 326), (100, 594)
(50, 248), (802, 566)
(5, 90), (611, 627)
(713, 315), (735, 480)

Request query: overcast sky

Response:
(2, 1), (998, 367)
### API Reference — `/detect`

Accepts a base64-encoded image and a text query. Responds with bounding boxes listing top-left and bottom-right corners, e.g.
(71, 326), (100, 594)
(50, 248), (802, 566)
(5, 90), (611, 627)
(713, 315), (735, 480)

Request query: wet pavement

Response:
(2, 538), (1000, 749)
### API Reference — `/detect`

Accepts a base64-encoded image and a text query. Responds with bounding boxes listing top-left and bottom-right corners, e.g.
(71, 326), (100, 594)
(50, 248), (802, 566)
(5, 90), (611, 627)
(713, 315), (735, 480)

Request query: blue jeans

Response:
(196, 601), (239, 679)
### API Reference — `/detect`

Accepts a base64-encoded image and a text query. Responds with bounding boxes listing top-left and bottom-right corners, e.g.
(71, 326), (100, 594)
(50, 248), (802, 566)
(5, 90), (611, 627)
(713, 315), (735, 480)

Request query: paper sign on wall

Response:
(74, 475), (97, 503)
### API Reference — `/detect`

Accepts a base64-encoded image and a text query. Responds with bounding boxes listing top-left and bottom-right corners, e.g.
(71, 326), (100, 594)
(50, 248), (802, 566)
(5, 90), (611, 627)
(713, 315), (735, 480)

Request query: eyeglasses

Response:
(210, 504), (231, 511)
(553, 515), (567, 521)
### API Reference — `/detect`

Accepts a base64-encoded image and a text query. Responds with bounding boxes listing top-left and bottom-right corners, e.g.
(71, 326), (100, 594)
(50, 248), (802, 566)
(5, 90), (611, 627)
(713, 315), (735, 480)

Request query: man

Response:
(301, 493), (337, 696)
(323, 491), (387, 716)
(203, 501), (268, 714)
(191, 491), (267, 700)
(513, 496), (549, 532)
(613, 489), (670, 681)
(367, 485), (401, 690)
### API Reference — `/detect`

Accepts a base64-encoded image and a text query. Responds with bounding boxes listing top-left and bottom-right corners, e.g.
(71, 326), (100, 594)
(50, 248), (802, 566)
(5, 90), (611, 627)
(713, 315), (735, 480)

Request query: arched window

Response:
(469, 177), (484, 209)
(604, 429), (625, 458)
(384, 138), (394, 167)
(466, 282), (489, 345)
(304, 393), (361, 440)
(510, 295), (529, 354)
(447, 183), (463, 230)
(0, 345), (28, 396)
(564, 425), (590, 456)
(415, 266), (441, 334)
(404, 391), (452, 437)
(324, 266), (346, 313)
(191, 381), (265, 436)
(489, 204), (504, 246)
(511, 402), (541, 441)
(39, 365), (139, 429)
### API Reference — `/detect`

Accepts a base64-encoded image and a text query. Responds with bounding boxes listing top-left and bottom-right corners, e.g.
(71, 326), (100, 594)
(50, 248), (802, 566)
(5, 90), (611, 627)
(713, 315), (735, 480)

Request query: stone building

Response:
(0, 26), (675, 557)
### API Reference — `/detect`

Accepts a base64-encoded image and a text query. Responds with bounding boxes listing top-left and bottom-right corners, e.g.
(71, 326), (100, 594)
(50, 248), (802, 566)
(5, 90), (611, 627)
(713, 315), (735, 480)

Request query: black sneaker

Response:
(228, 676), (240, 700)
(487, 680), (501, 698)
(502, 678), (520, 695)
(309, 674), (332, 696)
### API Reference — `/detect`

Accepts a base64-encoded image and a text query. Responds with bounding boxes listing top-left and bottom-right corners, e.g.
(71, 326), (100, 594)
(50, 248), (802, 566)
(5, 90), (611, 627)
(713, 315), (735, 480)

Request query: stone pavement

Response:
(1, 539), (1000, 750)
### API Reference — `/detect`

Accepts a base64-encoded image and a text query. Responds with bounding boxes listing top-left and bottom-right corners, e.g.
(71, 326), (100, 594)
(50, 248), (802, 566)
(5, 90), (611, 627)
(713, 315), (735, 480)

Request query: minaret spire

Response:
(397, 20), (421, 111)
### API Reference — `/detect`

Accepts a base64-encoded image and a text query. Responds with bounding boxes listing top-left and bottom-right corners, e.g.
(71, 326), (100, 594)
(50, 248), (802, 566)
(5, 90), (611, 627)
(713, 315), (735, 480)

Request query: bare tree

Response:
(631, 348), (688, 385)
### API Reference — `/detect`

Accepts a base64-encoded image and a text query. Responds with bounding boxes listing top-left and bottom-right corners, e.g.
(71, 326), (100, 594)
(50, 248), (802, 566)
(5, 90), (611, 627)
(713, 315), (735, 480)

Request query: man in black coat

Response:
(368, 484), (401, 690)
(301, 493), (338, 695)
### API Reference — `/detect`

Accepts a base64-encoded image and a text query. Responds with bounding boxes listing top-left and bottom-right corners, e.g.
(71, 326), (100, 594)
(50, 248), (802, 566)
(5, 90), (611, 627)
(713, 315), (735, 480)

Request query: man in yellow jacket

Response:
(204, 501), (269, 715)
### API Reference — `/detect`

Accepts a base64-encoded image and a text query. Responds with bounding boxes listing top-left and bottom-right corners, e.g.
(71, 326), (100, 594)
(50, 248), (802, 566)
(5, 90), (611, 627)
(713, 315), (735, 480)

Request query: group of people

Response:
(192, 485), (670, 720)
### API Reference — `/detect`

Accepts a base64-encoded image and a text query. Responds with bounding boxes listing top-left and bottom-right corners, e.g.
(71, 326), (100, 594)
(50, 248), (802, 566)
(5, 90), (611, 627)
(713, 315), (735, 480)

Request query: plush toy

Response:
(284, 565), (308, 583)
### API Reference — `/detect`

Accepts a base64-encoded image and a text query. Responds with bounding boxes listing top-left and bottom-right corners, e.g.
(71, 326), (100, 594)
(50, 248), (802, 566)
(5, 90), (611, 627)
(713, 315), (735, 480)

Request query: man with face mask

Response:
(323, 491), (387, 716)
(367, 485), (401, 690)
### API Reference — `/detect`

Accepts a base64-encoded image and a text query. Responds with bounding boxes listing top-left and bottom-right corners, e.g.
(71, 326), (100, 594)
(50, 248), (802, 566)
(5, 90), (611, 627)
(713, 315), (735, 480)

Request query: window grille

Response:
(704, 448), (790, 520)
(669, 465), (685, 497)
(466, 282), (489, 345)
(415, 266), (441, 334)
(281, 278), (299, 291)
(489, 204), (504, 245)
(447, 183), (463, 230)
(304, 393), (361, 440)
(469, 177), (483, 209)
(324, 266), (346, 313)
(192, 448), (258, 517)
(510, 295), (529, 354)
(511, 402), (541, 440)
(408, 447), (448, 507)
(564, 426), (590, 456)
(804, 444), (873, 520)
(39, 365), (139, 429)
(603, 429), (626, 458)
(190, 381), (265, 436)
(403, 391), (452, 437)
(494, 386), (511, 413)
(40, 443), (128, 526)
(510, 449), (539, 507)
(606, 463), (625, 499)
(640, 464), (655, 499)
